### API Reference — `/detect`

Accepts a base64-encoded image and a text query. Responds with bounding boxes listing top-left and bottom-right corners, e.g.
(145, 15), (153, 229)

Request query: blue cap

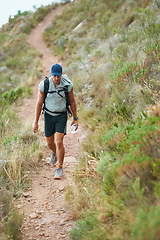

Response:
(51, 64), (62, 76)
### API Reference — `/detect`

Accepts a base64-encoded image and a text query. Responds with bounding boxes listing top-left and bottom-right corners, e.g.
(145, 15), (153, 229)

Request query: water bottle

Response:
(71, 124), (76, 134)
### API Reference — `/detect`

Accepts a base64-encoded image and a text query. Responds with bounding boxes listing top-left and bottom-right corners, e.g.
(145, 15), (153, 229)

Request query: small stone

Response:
(23, 192), (30, 198)
(29, 213), (38, 219)
(59, 187), (65, 192)
(59, 221), (65, 226)
(16, 204), (23, 209)
(40, 232), (45, 236)
(36, 210), (44, 214)
(44, 233), (50, 237)
(61, 208), (66, 212)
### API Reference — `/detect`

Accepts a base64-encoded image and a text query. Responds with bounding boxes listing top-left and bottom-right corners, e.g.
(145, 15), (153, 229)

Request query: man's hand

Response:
(32, 89), (44, 134)
(71, 120), (78, 131)
(33, 122), (39, 133)
(68, 88), (78, 131)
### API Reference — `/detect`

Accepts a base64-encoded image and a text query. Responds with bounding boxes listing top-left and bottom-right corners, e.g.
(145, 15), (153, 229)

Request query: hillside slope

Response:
(0, 0), (160, 239)
(42, 0), (160, 239)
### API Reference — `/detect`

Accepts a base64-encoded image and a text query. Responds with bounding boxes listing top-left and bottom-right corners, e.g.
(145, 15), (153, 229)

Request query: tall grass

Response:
(45, 0), (160, 239)
(0, 3), (62, 239)
(0, 0), (159, 238)
(0, 104), (45, 239)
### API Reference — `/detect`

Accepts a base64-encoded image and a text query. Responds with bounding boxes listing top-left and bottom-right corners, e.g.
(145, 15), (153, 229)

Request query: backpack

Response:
(42, 76), (72, 116)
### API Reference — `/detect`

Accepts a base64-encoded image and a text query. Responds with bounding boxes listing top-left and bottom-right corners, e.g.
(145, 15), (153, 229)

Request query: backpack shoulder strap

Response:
(63, 85), (72, 117)
(42, 76), (49, 114)
(44, 76), (49, 99)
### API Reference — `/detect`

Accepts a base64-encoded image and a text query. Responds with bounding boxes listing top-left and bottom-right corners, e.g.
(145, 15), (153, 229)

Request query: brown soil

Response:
(16, 6), (85, 240)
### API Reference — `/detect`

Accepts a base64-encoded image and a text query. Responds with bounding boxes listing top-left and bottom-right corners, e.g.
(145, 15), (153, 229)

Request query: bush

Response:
(121, 115), (160, 165)
(2, 87), (32, 104)
(0, 175), (23, 240)
(2, 89), (17, 104)
(0, 106), (19, 137)
(70, 214), (105, 240)
(0, 187), (12, 223)
(132, 205), (160, 240)
(5, 210), (23, 240)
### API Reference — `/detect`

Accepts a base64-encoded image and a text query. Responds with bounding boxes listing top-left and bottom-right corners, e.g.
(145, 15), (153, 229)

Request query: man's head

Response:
(51, 64), (62, 76)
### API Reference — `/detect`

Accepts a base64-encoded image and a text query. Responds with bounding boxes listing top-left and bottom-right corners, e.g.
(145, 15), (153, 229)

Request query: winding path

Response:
(16, 5), (84, 240)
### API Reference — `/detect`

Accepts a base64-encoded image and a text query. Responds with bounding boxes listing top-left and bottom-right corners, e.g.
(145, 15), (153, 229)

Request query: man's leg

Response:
(46, 134), (56, 154)
(55, 132), (65, 169)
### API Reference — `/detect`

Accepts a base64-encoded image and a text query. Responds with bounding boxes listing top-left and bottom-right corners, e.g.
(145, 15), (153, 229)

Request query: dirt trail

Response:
(16, 6), (85, 240)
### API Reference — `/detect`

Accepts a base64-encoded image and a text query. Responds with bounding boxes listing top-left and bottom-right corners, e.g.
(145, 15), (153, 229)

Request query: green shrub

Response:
(0, 187), (12, 222)
(132, 177), (145, 200)
(2, 87), (32, 105)
(132, 205), (160, 240)
(101, 122), (132, 156)
(5, 210), (23, 240)
(103, 171), (116, 195)
(2, 89), (17, 104)
(109, 62), (138, 88)
(0, 106), (19, 137)
(15, 87), (23, 97)
(97, 152), (115, 175)
(70, 214), (102, 240)
(122, 116), (160, 165)
(0, 170), (23, 239)
(5, 58), (19, 69)
(33, 5), (55, 23)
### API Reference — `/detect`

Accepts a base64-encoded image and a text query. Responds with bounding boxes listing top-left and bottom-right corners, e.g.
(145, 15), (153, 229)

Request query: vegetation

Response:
(43, 0), (160, 239)
(0, 2), (62, 239)
(0, 0), (159, 239)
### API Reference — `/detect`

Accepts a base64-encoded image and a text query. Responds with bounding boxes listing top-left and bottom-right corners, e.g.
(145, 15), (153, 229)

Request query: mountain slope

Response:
(0, 0), (160, 239)
(42, 0), (160, 239)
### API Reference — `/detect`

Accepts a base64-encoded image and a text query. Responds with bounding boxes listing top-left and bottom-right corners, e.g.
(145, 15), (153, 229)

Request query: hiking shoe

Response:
(51, 152), (57, 164)
(54, 168), (63, 179)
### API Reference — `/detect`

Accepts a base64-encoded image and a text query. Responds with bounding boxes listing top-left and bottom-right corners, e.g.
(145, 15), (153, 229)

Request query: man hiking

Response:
(33, 63), (78, 179)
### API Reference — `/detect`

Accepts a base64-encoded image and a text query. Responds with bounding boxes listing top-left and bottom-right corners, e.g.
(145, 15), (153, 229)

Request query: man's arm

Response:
(68, 88), (78, 130)
(33, 89), (44, 133)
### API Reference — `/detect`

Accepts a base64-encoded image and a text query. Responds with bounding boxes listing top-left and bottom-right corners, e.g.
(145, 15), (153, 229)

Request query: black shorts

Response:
(44, 112), (67, 137)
